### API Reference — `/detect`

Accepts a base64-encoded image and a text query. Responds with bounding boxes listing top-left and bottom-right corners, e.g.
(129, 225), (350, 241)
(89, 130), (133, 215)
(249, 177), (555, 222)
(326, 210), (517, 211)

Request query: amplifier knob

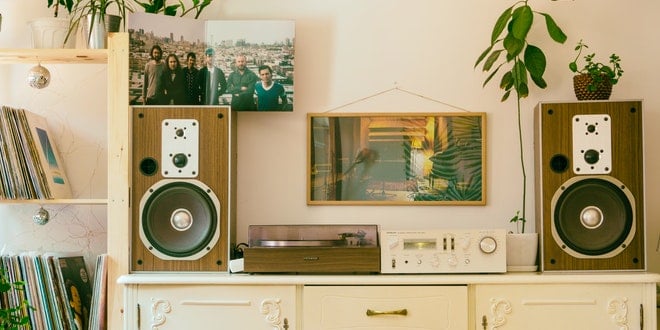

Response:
(479, 236), (498, 254)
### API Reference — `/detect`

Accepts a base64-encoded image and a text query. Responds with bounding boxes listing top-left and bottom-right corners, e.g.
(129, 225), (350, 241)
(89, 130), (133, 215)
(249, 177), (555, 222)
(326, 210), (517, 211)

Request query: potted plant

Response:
(29, 0), (76, 48)
(133, 0), (214, 18)
(65, 0), (133, 48)
(569, 39), (624, 100)
(0, 266), (31, 328)
(474, 0), (567, 271)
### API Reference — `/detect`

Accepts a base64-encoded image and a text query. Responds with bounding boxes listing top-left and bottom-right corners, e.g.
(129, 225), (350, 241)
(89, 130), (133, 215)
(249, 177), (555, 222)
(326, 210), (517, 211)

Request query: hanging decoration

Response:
(27, 63), (51, 89)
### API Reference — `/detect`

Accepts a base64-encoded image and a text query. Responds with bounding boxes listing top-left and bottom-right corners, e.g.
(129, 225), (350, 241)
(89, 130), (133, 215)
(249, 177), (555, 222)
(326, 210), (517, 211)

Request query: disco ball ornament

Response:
(27, 64), (51, 89)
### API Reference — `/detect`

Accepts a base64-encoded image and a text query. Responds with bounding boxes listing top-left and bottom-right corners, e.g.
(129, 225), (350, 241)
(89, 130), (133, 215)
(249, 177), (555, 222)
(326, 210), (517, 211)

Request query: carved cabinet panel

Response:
(474, 283), (645, 330)
(127, 284), (296, 330)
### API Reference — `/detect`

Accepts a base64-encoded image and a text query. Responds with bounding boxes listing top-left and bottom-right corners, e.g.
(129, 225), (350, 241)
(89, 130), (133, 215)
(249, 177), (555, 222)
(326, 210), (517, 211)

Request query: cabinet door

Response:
(303, 285), (468, 329)
(132, 285), (296, 330)
(474, 283), (643, 330)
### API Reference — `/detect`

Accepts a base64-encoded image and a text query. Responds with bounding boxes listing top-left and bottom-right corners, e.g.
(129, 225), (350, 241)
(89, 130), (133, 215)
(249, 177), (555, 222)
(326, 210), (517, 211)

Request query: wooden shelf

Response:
(0, 198), (107, 205)
(0, 48), (107, 64)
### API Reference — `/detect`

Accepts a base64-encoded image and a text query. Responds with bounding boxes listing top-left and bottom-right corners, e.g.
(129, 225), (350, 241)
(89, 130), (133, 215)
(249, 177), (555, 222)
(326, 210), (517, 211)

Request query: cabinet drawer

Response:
(132, 284), (296, 330)
(303, 285), (467, 329)
(474, 283), (644, 330)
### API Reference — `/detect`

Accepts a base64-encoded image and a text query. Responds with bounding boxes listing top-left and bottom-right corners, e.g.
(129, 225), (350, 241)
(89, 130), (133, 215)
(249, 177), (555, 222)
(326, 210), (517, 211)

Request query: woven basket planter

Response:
(573, 73), (612, 100)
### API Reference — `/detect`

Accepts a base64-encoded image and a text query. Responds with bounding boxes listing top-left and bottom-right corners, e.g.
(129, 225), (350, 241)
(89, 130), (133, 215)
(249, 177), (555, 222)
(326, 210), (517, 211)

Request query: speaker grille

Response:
(552, 177), (634, 257)
(139, 180), (220, 260)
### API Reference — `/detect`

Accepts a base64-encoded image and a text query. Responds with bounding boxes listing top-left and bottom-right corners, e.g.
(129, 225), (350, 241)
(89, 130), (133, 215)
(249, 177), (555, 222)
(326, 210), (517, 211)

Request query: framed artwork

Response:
(308, 112), (486, 205)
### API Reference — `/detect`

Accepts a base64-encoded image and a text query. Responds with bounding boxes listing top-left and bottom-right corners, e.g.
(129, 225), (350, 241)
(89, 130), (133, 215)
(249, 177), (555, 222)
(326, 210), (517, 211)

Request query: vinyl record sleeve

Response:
(22, 109), (72, 199)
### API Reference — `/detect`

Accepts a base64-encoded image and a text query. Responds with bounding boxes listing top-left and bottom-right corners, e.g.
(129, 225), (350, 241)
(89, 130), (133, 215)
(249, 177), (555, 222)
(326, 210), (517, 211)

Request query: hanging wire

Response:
(323, 84), (472, 113)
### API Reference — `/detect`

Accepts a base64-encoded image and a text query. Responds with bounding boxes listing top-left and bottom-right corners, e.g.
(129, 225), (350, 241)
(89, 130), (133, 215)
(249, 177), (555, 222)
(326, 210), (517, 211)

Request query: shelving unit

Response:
(0, 33), (129, 329)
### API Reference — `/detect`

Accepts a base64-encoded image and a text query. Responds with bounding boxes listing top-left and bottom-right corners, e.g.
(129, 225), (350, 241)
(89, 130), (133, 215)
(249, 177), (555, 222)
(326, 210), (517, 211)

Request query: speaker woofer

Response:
(139, 179), (221, 260)
(551, 176), (635, 258)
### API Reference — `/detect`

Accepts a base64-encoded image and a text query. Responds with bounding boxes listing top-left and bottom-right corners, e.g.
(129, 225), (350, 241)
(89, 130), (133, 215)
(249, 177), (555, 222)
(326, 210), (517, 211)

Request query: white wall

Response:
(1, 0), (659, 273)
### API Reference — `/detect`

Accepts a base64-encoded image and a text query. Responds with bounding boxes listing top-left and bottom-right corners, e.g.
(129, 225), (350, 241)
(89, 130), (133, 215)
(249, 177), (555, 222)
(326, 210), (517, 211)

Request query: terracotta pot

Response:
(506, 233), (538, 272)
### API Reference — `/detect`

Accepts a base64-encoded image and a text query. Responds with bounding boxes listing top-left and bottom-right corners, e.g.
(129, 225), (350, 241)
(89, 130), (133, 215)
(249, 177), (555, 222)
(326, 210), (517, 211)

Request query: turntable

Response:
(243, 225), (380, 273)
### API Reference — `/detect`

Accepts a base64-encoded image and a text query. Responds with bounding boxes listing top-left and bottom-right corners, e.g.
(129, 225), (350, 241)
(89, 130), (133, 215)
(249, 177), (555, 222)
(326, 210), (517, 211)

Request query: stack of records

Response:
(0, 105), (71, 200)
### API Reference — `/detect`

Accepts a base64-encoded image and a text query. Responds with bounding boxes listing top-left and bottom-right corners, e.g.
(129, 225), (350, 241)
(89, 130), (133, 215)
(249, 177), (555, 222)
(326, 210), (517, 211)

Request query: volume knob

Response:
(479, 236), (497, 254)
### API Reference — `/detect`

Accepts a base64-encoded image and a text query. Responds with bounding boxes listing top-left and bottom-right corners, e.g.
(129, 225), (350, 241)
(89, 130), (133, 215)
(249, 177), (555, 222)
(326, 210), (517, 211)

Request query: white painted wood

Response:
(473, 283), (649, 330)
(120, 273), (659, 329)
(303, 285), (468, 329)
(124, 284), (297, 330)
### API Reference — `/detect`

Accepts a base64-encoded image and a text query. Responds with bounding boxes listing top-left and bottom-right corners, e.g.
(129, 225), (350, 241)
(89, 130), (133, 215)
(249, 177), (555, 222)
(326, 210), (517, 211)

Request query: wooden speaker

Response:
(131, 106), (235, 272)
(534, 101), (645, 271)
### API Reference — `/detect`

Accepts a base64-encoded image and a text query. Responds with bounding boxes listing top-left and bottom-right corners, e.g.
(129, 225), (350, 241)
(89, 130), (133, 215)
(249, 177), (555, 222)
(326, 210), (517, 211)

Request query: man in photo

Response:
(197, 47), (227, 105)
(227, 54), (258, 110)
(183, 52), (201, 105)
(255, 65), (288, 111)
(142, 45), (166, 105)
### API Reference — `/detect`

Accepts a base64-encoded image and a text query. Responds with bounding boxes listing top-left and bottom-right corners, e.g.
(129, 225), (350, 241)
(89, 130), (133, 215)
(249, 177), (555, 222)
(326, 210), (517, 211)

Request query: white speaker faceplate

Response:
(572, 114), (611, 174)
(161, 118), (199, 178)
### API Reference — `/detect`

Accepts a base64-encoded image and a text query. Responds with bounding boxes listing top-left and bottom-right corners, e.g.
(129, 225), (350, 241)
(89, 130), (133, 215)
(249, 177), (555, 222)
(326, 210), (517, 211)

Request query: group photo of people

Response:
(128, 14), (295, 111)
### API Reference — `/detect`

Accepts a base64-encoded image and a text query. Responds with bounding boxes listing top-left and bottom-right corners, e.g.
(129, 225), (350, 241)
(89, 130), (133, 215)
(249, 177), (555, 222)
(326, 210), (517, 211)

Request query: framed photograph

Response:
(128, 13), (294, 111)
(308, 112), (486, 205)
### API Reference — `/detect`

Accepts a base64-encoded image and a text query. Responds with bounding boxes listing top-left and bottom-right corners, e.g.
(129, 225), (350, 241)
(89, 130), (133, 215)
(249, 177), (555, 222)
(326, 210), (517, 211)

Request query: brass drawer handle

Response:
(366, 308), (408, 316)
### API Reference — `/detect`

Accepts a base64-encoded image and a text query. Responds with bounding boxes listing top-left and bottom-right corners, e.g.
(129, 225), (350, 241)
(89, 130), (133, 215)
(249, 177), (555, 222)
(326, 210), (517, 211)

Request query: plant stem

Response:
(515, 87), (527, 234)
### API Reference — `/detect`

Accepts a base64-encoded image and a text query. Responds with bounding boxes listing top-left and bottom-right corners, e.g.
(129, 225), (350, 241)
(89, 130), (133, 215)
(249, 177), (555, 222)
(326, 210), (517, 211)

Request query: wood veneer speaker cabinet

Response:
(534, 100), (645, 272)
(130, 106), (236, 272)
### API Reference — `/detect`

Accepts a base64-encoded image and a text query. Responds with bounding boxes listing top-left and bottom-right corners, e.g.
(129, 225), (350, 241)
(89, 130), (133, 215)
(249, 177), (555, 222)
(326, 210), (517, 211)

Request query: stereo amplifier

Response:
(380, 229), (507, 274)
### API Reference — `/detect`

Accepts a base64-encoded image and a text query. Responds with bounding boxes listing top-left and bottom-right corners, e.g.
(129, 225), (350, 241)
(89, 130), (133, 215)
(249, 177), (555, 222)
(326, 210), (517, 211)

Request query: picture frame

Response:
(308, 112), (486, 205)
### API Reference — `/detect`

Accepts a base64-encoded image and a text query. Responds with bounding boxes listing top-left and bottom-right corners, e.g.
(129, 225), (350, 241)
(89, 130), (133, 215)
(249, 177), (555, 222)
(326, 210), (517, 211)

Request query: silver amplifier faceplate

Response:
(380, 229), (507, 274)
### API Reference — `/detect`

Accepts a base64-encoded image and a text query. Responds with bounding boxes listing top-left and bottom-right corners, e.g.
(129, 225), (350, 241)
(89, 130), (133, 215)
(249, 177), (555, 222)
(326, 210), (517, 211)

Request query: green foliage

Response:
(47, 0), (74, 17)
(475, 1), (567, 233)
(65, 0), (134, 43)
(510, 210), (526, 234)
(0, 267), (31, 329)
(569, 40), (624, 91)
(475, 1), (567, 102)
(133, 0), (214, 18)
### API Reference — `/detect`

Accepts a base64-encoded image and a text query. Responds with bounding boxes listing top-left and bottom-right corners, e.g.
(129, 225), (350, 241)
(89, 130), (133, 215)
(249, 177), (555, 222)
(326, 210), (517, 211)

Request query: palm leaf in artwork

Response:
(427, 116), (483, 201)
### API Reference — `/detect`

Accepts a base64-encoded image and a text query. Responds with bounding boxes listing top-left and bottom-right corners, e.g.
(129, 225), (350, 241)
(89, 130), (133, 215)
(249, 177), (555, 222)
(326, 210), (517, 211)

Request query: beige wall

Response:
(1, 0), (659, 273)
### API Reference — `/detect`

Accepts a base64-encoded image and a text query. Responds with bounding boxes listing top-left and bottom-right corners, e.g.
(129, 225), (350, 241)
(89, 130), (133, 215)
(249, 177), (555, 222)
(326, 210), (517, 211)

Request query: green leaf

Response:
(164, 4), (180, 16)
(541, 13), (568, 44)
(483, 49), (504, 71)
(568, 62), (578, 72)
(512, 60), (529, 98)
(524, 44), (546, 79)
(482, 66), (501, 87)
(510, 5), (533, 41)
(475, 45), (494, 68)
(530, 75), (547, 89)
(500, 71), (513, 90)
(503, 33), (524, 58)
(501, 90), (511, 102)
(491, 6), (514, 45)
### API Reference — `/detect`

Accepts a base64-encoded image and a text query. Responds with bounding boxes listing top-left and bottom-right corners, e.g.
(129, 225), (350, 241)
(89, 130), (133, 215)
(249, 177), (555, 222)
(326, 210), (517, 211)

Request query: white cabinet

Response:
(303, 285), (468, 329)
(121, 273), (659, 329)
(124, 284), (297, 329)
(474, 283), (651, 330)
